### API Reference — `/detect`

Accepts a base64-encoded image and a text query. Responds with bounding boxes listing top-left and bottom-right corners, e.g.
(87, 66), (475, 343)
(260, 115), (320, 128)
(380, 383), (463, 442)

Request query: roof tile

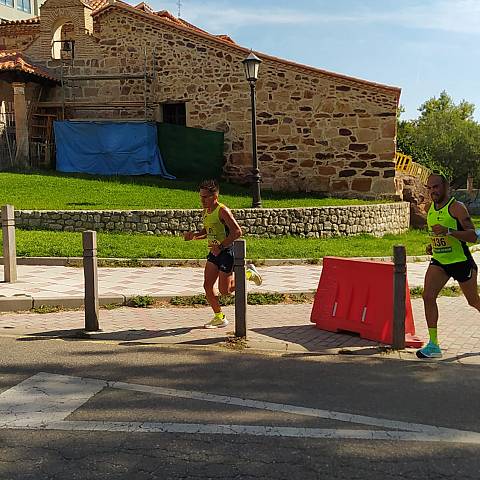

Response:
(0, 50), (59, 82)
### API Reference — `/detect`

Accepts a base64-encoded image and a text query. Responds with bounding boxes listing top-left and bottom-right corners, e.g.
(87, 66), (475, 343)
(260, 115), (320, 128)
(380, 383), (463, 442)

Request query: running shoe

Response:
(246, 263), (263, 286)
(204, 313), (229, 329)
(416, 341), (442, 359)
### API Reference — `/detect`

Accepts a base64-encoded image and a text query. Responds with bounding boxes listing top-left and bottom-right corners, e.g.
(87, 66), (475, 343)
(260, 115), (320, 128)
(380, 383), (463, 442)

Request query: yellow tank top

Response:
(203, 203), (229, 248)
(427, 198), (469, 264)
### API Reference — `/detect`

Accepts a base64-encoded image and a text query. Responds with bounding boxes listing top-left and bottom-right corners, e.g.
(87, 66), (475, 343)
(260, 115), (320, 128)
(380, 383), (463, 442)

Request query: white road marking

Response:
(9, 421), (476, 444)
(0, 372), (479, 444)
(0, 372), (104, 428)
(107, 379), (472, 438)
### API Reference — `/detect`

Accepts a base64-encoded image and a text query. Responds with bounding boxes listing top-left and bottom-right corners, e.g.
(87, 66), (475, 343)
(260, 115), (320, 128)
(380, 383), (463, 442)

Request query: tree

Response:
(397, 92), (480, 188)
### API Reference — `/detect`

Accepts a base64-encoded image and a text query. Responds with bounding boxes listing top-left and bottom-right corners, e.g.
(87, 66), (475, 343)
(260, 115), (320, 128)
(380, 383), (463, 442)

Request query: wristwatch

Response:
(446, 227), (451, 235)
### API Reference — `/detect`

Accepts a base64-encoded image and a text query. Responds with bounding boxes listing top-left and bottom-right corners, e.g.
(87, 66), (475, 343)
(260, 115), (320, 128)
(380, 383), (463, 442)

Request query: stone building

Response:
(0, 0), (402, 197)
(0, 0), (45, 22)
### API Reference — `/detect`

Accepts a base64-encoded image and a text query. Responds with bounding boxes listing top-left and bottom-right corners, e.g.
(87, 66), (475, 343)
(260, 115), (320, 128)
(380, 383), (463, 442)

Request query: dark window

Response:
(162, 103), (186, 126)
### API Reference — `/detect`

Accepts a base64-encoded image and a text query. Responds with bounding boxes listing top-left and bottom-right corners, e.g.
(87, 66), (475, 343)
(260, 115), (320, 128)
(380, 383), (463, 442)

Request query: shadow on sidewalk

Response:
(16, 326), (207, 342)
(251, 325), (382, 353)
(439, 351), (480, 363)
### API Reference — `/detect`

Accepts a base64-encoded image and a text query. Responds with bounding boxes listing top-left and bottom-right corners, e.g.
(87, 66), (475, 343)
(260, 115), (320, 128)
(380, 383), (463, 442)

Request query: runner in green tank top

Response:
(417, 172), (480, 359)
(184, 179), (263, 329)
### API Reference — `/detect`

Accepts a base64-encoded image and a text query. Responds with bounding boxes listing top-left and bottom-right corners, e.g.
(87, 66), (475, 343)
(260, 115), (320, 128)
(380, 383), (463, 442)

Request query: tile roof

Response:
(0, 50), (59, 82)
(0, 16), (40, 25)
(81, 0), (110, 11)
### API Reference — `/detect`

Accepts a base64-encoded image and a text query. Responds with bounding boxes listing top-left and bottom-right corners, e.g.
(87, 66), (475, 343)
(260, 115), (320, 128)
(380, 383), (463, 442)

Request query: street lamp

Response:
(242, 51), (262, 208)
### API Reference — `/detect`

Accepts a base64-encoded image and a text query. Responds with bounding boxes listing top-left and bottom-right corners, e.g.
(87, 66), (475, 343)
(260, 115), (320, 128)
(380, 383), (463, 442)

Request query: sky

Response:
(150, 0), (480, 122)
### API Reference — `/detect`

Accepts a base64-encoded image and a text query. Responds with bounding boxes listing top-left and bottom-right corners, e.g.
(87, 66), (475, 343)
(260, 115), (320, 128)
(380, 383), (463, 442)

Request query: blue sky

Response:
(151, 0), (480, 121)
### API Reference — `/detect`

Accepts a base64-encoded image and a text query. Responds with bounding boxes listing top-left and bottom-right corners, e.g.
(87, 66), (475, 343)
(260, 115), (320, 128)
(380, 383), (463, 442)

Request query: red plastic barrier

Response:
(310, 257), (422, 348)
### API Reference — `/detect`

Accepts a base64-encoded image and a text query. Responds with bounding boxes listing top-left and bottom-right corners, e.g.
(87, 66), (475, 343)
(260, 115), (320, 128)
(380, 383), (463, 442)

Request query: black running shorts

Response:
(207, 247), (234, 274)
(430, 257), (478, 283)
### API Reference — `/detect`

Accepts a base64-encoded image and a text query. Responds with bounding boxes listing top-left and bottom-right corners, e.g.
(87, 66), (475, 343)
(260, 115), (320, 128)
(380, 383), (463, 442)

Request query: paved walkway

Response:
(0, 297), (479, 364)
(3, 253), (475, 301)
(1, 254), (479, 364)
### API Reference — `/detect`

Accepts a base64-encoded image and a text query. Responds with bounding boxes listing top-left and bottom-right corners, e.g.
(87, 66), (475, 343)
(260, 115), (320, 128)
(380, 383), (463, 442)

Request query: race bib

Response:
(430, 235), (452, 253)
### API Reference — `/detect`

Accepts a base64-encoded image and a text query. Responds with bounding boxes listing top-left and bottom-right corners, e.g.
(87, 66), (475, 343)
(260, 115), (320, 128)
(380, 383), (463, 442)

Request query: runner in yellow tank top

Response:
(417, 173), (480, 359)
(184, 179), (263, 329)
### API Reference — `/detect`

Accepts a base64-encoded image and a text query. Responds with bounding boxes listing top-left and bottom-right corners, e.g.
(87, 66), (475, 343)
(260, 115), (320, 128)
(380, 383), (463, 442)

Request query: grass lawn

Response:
(0, 172), (388, 210)
(5, 228), (430, 259)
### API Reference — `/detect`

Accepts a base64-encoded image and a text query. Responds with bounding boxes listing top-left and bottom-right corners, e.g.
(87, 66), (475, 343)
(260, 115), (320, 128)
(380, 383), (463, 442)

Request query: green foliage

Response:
(170, 295), (209, 306)
(397, 92), (480, 188)
(247, 293), (284, 305)
(169, 292), (313, 307)
(31, 305), (63, 314)
(128, 295), (155, 308)
(409, 285), (464, 299)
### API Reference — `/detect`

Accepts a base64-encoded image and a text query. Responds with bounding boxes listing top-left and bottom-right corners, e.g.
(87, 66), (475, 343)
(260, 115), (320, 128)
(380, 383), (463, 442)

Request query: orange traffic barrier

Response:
(310, 257), (423, 348)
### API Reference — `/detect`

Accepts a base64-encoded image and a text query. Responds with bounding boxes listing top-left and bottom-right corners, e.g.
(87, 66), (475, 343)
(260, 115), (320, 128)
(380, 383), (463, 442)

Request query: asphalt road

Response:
(0, 336), (479, 479)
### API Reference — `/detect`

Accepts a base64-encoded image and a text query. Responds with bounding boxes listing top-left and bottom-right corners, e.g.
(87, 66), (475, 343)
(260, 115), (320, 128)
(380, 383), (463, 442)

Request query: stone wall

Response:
(453, 190), (480, 215)
(2, 0), (401, 196)
(15, 203), (410, 238)
(0, 22), (39, 51)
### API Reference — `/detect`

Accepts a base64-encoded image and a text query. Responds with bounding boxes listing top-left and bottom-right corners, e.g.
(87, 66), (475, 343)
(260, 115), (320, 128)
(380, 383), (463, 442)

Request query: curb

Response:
(0, 290), (316, 313)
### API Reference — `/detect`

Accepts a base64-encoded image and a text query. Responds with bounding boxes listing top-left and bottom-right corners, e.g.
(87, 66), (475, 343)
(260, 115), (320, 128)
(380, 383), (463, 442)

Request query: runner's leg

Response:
(218, 271), (235, 295)
(423, 264), (449, 343)
(417, 264), (450, 358)
(204, 261), (221, 314)
(458, 268), (480, 312)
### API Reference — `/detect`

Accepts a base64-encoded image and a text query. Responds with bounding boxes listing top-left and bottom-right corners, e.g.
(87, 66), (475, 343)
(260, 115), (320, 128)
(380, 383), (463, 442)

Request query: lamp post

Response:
(242, 51), (262, 208)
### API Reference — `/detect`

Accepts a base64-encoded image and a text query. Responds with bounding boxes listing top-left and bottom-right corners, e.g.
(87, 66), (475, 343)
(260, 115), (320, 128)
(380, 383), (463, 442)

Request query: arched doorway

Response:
(51, 19), (75, 60)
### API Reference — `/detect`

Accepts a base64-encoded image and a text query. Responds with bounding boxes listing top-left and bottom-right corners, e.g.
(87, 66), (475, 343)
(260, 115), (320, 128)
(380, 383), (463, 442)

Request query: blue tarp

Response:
(54, 121), (175, 178)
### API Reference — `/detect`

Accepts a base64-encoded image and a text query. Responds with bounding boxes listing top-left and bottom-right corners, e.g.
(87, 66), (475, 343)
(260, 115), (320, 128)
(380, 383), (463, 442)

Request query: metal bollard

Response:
(83, 230), (100, 332)
(392, 245), (406, 350)
(233, 239), (247, 338)
(1, 205), (17, 283)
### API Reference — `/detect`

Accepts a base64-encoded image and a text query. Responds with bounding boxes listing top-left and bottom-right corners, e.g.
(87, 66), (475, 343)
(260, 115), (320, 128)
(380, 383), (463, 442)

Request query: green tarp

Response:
(156, 123), (224, 180)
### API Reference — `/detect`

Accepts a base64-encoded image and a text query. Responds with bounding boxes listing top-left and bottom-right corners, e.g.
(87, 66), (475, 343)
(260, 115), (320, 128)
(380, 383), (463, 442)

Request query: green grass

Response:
(410, 285), (463, 299)
(5, 228), (430, 259)
(169, 293), (311, 306)
(0, 172), (386, 210)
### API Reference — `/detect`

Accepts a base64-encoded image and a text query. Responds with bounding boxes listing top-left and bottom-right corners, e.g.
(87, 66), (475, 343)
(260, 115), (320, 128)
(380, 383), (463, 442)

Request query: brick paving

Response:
(1, 255), (480, 364)
(0, 297), (479, 364)
(2, 254), (476, 300)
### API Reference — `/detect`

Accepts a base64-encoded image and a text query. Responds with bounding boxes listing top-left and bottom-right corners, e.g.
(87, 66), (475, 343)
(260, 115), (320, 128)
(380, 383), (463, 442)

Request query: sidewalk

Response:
(3, 253), (474, 306)
(1, 255), (479, 364)
(0, 298), (479, 364)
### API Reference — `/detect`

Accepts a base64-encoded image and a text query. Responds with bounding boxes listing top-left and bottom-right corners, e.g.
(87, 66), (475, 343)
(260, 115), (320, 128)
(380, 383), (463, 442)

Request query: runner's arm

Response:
(447, 202), (477, 243)
(184, 228), (207, 241)
(218, 207), (242, 248)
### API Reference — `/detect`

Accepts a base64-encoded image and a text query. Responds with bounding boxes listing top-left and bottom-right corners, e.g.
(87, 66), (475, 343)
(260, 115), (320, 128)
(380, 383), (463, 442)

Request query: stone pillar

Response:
(12, 82), (29, 170)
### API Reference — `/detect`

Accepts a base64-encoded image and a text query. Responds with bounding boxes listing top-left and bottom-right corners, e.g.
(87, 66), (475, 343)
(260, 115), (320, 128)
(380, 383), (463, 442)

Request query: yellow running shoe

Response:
(204, 312), (228, 329)
(246, 263), (263, 286)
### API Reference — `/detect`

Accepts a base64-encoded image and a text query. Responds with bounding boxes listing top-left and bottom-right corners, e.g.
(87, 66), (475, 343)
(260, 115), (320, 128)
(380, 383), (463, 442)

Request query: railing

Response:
(394, 152), (431, 184)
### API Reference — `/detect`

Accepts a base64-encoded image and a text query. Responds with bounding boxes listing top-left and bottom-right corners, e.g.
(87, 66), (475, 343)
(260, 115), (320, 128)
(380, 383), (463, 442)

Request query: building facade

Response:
(0, 0), (402, 197)
(0, 0), (45, 21)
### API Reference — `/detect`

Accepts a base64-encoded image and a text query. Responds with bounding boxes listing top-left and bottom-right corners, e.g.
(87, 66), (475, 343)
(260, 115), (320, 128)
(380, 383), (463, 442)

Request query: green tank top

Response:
(203, 203), (229, 248)
(427, 198), (469, 264)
